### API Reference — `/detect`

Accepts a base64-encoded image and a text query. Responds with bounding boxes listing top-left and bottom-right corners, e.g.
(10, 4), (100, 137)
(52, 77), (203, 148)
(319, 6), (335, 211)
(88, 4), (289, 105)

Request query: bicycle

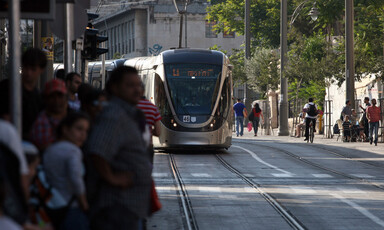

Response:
(308, 119), (314, 143)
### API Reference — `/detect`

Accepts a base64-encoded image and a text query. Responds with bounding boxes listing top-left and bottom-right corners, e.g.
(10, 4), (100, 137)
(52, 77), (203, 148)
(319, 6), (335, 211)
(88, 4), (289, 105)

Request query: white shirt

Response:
(303, 102), (318, 119)
(0, 216), (23, 230)
(0, 120), (29, 175)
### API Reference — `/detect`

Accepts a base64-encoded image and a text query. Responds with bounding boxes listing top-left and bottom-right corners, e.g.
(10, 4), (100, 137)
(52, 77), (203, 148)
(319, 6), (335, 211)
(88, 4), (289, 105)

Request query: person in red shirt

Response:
(251, 103), (264, 137)
(137, 85), (161, 162)
(29, 79), (68, 151)
(366, 98), (381, 146)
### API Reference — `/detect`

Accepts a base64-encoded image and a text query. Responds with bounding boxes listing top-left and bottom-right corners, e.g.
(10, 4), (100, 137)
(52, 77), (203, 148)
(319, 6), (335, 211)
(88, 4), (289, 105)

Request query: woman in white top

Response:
(43, 112), (90, 230)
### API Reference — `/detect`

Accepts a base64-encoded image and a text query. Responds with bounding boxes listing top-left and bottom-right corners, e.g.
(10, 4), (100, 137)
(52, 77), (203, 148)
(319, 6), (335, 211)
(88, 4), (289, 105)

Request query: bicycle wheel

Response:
(309, 123), (314, 143)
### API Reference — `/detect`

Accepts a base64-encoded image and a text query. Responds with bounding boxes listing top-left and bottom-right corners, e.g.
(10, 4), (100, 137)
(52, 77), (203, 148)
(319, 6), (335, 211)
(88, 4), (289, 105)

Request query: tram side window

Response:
(154, 74), (171, 117)
(218, 78), (230, 117)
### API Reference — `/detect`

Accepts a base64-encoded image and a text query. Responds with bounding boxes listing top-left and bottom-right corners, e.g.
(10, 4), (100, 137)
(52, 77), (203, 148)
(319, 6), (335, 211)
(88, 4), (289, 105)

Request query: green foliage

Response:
(244, 47), (280, 97)
(208, 0), (384, 103)
(209, 45), (247, 86)
(206, 0), (281, 47)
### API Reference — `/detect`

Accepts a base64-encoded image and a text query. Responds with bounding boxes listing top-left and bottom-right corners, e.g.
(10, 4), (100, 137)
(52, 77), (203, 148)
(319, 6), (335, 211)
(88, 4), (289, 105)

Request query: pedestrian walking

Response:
(29, 79), (68, 151)
(65, 72), (82, 111)
(359, 97), (371, 141)
(86, 66), (152, 230)
(0, 48), (47, 139)
(251, 103), (264, 136)
(43, 113), (90, 230)
(366, 98), (381, 146)
(233, 99), (248, 137)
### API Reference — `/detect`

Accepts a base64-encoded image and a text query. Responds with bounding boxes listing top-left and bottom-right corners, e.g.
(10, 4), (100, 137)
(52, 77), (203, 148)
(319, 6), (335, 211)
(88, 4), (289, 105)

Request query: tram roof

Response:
(162, 49), (224, 65)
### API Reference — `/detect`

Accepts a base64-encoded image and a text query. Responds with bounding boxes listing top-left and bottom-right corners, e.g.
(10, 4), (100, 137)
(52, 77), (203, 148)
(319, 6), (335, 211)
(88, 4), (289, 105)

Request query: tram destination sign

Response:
(172, 68), (215, 77)
(0, 0), (55, 19)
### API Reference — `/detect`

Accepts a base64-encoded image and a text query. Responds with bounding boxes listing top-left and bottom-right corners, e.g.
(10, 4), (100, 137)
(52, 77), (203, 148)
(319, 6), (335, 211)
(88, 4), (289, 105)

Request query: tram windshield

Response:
(165, 63), (222, 116)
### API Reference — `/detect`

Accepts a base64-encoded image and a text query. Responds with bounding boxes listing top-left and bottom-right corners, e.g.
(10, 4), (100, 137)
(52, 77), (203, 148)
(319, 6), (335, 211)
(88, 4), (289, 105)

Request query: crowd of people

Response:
(234, 96), (381, 145)
(340, 97), (381, 145)
(0, 48), (161, 230)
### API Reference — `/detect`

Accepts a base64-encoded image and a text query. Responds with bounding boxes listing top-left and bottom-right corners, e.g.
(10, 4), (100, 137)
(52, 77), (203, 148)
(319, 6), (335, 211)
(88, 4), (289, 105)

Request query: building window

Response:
(205, 20), (217, 38)
(223, 30), (235, 38)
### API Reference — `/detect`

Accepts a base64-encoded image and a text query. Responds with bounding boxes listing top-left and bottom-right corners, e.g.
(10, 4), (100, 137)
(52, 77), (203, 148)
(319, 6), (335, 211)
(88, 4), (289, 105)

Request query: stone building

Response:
(90, 0), (244, 59)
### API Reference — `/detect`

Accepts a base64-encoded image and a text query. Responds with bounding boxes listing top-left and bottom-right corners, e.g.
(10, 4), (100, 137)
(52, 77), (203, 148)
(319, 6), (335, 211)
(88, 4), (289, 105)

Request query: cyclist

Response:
(303, 98), (318, 141)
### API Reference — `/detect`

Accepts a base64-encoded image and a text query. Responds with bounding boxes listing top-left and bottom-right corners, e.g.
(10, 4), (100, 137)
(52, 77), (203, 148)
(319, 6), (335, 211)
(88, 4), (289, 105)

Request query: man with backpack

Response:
(303, 98), (318, 141)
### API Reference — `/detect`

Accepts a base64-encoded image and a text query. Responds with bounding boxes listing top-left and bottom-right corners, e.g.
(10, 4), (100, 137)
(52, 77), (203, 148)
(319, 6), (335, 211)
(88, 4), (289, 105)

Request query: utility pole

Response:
(64, 3), (74, 74)
(9, 0), (22, 135)
(244, 0), (250, 122)
(278, 0), (289, 136)
(173, 0), (188, 48)
(345, 0), (355, 109)
(178, 11), (184, 48)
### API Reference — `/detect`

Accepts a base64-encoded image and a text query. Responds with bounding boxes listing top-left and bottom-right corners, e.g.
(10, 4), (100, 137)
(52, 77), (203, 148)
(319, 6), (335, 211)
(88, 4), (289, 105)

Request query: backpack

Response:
(333, 123), (340, 134)
(307, 104), (318, 116)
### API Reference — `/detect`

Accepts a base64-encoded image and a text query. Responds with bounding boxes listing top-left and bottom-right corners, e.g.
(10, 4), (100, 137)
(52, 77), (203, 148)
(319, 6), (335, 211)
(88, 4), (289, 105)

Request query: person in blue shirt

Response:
(233, 99), (248, 137)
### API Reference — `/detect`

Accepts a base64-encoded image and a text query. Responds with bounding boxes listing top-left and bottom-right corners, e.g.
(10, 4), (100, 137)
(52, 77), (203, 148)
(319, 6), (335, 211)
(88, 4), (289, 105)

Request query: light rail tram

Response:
(125, 49), (233, 149)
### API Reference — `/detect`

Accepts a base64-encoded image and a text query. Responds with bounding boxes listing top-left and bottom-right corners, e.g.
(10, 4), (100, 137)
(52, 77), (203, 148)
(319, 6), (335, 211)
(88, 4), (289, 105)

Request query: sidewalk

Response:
(233, 127), (384, 156)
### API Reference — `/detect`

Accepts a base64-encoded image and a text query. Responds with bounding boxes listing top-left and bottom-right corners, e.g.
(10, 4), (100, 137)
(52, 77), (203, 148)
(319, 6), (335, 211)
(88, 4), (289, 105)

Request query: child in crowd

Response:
(342, 115), (352, 142)
(43, 113), (90, 230)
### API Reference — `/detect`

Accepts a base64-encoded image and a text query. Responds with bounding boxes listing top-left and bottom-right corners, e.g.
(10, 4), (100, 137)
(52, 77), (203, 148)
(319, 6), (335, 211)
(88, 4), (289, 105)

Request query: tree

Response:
(245, 47), (280, 98)
(207, 0), (281, 47)
(209, 45), (247, 86)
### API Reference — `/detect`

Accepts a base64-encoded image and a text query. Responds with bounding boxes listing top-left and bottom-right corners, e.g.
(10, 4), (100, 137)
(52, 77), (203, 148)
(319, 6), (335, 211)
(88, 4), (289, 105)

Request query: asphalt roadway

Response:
(148, 130), (384, 230)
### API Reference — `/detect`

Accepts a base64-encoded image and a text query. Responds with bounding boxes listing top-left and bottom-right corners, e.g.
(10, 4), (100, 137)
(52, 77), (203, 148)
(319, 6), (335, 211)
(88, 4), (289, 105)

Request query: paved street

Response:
(149, 131), (384, 230)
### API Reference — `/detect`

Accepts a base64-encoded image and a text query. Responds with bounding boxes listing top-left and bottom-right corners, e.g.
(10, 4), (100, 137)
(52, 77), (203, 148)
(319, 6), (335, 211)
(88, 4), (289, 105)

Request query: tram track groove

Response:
(214, 154), (307, 230)
(168, 153), (199, 230)
(235, 141), (384, 191)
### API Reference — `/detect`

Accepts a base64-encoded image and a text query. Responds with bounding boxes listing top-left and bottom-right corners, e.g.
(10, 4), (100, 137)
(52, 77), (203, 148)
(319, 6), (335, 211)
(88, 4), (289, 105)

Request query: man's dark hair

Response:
(65, 72), (81, 84)
(346, 99), (350, 104)
(364, 97), (370, 101)
(237, 98), (242, 102)
(78, 83), (104, 108)
(106, 66), (138, 95)
(56, 69), (65, 81)
(308, 98), (314, 102)
(22, 48), (47, 69)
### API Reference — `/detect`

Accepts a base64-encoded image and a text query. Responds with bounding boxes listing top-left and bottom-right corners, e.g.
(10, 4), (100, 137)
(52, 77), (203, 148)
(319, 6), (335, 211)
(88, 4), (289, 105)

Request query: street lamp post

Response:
(278, 0), (289, 136)
(345, 0), (355, 109)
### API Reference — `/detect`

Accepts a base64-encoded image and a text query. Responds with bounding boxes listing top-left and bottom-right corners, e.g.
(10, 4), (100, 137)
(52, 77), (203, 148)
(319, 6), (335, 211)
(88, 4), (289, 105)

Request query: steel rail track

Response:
(215, 154), (307, 230)
(238, 141), (384, 191)
(298, 143), (384, 169)
(168, 154), (199, 230)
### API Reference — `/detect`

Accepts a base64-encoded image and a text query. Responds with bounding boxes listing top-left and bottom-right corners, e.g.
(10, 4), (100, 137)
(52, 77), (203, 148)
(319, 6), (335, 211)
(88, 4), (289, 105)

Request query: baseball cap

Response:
(44, 79), (67, 95)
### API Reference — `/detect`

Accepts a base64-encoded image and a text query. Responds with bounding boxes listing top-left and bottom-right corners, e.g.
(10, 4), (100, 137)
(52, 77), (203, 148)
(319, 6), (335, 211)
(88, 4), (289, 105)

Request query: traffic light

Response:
(81, 13), (108, 60)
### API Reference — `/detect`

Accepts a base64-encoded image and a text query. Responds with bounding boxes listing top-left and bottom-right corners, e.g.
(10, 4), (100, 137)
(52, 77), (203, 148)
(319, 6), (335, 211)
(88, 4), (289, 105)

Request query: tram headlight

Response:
(173, 123), (177, 127)
(210, 123), (214, 128)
